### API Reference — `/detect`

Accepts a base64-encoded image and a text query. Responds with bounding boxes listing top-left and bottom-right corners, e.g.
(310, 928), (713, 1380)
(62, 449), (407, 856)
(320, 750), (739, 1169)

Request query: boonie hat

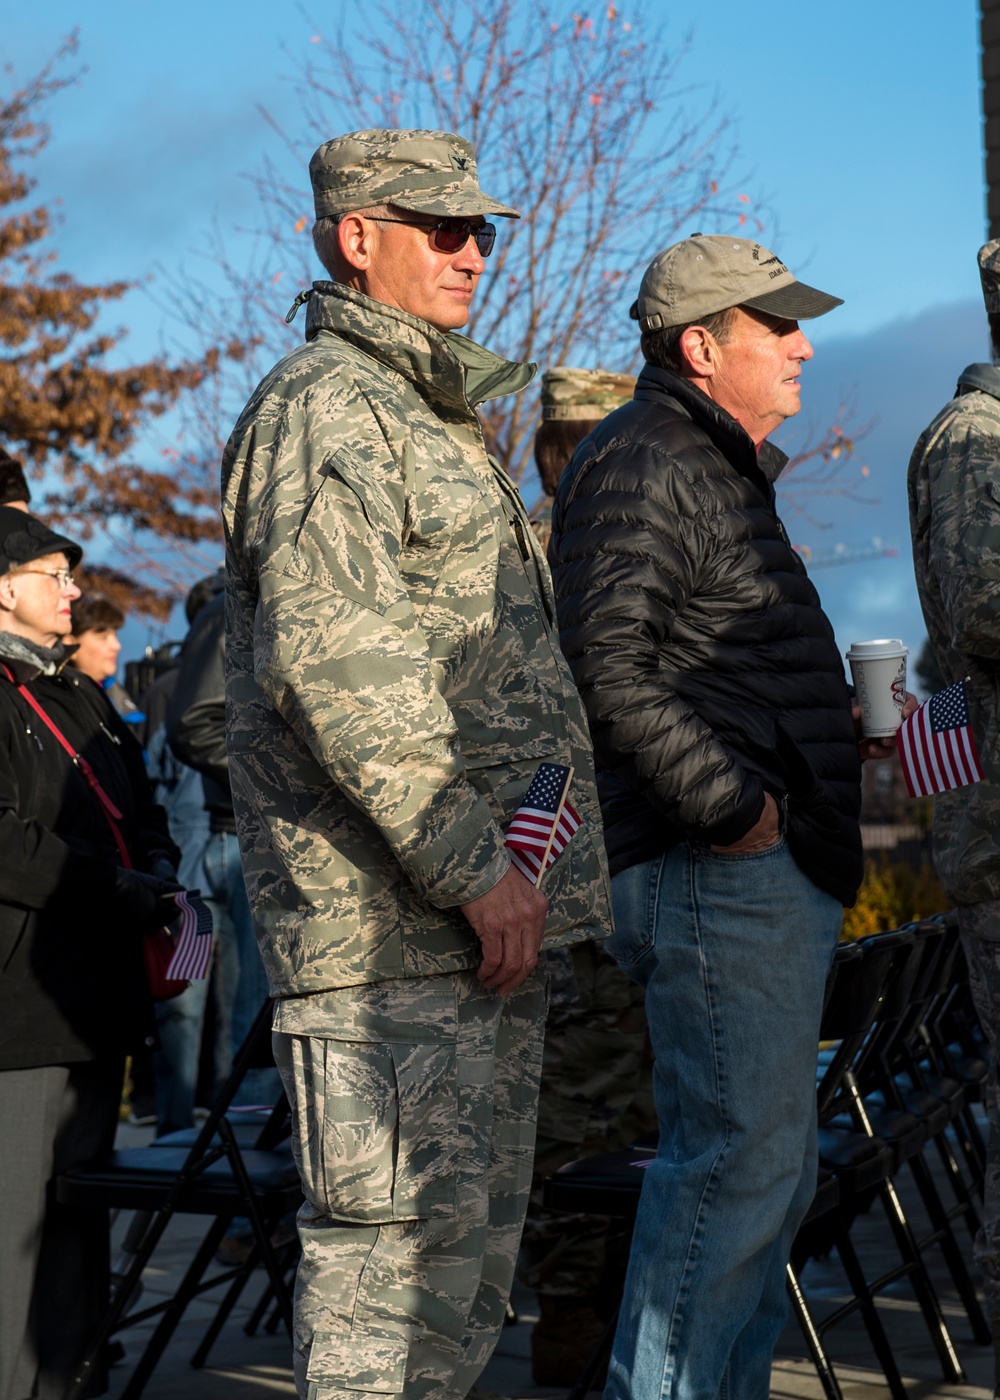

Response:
(630, 233), (843, 333)
(0, 506), (82, 577)
(541, 367), (636, 420)
(978, 239), (1000, 313)
(310, 128), (519, 221)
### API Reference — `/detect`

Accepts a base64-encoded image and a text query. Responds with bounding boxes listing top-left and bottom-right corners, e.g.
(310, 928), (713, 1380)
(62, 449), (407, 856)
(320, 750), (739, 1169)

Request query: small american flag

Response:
(898, 680), (985, 798)
(164, 889), (214, 981)
(504, 762), (580, 886)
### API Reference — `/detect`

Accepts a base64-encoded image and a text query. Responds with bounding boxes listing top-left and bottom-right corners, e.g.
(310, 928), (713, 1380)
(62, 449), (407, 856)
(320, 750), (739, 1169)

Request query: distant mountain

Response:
(773, 299), (987, 688)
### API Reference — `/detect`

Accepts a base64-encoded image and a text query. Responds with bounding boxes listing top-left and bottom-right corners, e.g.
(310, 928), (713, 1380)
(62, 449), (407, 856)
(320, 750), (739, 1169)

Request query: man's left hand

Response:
(853, 691), (919, 761)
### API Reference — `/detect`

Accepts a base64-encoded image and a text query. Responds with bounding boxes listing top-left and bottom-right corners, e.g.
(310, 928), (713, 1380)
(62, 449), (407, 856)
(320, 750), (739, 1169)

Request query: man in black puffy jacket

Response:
(549, 236), (910, 1400)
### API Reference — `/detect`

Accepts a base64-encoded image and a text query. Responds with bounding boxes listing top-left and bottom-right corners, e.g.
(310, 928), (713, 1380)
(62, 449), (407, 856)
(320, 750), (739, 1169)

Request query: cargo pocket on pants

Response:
(318, 1037), (458, 1222)
(307, 1330), (408, 1398)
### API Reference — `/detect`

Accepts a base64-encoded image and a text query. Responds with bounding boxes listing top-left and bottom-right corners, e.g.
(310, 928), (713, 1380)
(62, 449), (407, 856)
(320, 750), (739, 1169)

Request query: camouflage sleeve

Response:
(248, 411), (511, 910)
(926, 416), (1000, 659)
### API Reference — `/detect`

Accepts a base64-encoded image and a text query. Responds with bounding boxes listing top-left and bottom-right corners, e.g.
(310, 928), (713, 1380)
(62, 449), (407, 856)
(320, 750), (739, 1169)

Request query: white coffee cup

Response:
(845, 639), (908, 738)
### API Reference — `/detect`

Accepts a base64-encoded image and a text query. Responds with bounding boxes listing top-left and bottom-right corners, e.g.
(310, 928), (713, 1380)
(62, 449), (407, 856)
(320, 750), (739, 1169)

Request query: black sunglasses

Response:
(361, 214), (497, 257)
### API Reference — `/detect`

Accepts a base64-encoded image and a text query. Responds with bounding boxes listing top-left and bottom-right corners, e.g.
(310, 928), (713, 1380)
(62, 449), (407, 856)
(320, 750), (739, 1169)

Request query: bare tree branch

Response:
(173, 1), (760, 491)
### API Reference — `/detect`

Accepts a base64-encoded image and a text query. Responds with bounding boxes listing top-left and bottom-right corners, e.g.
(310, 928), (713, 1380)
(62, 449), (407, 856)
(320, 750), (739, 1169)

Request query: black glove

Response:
(146, 856), (179, 883)
(115, 867), (183, 933)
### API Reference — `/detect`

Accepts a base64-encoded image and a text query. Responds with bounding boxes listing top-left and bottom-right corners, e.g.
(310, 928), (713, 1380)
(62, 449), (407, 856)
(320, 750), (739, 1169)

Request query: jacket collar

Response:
(0, 631), (74, 684)
(633, 363), (789, 492)
(956, 362), (1000, 399)
(296, 281), (536, 412)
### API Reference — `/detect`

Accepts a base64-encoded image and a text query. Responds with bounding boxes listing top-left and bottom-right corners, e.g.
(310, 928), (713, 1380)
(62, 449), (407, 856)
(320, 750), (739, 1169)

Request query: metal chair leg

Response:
(785, 1264), (845, 1400)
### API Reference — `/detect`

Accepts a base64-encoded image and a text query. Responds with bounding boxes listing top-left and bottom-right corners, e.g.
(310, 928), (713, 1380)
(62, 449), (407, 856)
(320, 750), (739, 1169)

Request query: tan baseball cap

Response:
(310, 128), (519, 221)
(979, 239), (1000, 313)
(630, 233), (843, 332)
(541, 367), (636, 420)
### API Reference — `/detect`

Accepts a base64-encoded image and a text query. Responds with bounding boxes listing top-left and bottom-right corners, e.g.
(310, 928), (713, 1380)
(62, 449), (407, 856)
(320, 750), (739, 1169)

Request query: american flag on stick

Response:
(504, 763), (580, 887)
(164, 889), (214, 981)
(898, 679), (985, 798)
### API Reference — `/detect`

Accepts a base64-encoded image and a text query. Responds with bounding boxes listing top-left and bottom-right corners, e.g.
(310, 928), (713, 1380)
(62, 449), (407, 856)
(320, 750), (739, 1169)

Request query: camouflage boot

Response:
(531, 1295), (609, 1389)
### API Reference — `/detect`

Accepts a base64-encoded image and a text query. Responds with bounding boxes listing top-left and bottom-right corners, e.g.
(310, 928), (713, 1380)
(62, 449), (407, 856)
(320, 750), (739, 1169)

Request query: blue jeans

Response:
(603, 837), (841, 1400)
(202, 830), (281, 1108)
(153, 970), (213, 1135)
(153, 809), (217, 1136)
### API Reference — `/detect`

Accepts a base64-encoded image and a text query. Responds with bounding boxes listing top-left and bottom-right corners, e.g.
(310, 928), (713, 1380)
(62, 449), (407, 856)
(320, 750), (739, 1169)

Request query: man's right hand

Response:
(460, 864), (549, 996)
(710, 791), (781, 854)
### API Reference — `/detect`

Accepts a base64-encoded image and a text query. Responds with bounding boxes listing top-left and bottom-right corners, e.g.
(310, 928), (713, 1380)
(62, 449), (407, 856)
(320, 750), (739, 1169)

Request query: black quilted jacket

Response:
(548, 363), (863, 908)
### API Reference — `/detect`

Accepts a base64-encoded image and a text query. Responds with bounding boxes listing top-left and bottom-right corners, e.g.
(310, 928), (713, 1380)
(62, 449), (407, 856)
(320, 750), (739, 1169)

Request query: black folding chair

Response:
(800, 927), (969, 1397)
(60, 1001), (301, 1400)
(853, 920), (989, 1343)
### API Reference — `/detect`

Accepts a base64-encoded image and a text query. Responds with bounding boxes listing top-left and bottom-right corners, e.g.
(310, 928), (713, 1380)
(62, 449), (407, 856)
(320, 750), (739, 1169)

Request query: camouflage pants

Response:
(272, 968), (547, 1400)
(518, 940), (653, 1298)
(957, 904), (1000, 1311)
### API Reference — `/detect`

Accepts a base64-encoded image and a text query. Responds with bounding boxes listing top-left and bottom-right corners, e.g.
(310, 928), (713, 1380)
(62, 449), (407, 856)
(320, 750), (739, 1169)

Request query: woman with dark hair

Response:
(68, 593), (142, 726)
(69, 594), (124, 684)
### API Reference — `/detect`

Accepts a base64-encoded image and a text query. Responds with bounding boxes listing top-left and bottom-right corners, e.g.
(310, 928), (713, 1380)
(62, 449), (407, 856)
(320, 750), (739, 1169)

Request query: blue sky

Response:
(3, 1), (989, 672)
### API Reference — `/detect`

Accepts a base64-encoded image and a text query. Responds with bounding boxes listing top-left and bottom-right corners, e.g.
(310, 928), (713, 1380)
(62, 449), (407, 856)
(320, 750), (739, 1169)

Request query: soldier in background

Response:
(524, 367), (652, 1388)
(908, 237), (1000, 1381)
(220, 129), (611, 1400)
(531, 367), (635, 552)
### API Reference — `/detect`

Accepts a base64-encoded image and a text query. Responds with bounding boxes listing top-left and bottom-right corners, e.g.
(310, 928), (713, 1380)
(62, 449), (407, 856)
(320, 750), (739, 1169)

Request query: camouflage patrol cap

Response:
(541, 367), (636, 420)
(978, 239), (1000, 313)
(310, 128), (519, 221)
(630, 233), (843, 332)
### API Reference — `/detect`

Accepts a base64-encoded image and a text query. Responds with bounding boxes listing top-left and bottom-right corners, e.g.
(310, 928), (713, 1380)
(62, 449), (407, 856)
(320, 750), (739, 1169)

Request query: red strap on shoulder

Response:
(0, 661), (132, 869)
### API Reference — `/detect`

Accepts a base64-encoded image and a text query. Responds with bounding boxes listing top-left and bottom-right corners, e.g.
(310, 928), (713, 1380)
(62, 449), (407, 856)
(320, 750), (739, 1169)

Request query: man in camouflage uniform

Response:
(524, 366), (651, 1386)
(220, 129), (611, 1400)
(908, 237), (1000, 1382)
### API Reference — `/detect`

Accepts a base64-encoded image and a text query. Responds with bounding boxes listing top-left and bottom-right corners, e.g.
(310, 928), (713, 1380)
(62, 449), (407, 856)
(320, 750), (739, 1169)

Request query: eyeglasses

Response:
(16, 568), (76, 589)
(361, 215), (497, 258)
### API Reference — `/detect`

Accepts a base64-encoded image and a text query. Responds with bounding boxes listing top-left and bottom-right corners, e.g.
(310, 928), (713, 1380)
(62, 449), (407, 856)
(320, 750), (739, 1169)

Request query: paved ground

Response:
(104, 1120), (996, 1400)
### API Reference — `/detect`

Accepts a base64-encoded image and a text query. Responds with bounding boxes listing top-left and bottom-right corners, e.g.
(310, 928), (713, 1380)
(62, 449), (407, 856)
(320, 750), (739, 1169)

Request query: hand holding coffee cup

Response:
(845, 639), (908, 739)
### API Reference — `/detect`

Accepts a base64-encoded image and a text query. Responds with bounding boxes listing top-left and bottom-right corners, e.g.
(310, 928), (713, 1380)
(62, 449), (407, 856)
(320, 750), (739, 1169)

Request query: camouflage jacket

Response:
(909, 362), (1000, 910)
(221, 281), (612, 996)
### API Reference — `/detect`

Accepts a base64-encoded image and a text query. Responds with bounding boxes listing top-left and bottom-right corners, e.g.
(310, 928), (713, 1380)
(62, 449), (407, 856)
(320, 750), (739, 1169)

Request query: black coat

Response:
(548, 364), (863, 908)
(0, 643), (178, 1069)
(166, 592), (234, 828)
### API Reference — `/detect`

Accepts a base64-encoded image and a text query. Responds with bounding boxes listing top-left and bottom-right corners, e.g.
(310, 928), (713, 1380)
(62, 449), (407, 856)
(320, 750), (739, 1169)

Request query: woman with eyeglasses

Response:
(0, 508), (180, 1400)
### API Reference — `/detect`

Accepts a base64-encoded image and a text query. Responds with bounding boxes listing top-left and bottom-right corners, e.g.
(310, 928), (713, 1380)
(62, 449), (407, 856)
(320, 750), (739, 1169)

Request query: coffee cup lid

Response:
(845, 638), (907, 660)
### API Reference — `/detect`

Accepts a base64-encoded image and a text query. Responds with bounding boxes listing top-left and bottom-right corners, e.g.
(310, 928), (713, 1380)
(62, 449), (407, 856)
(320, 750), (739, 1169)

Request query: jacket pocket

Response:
(281, 449), (404, 614)
(307, 1035), (458, 1223)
